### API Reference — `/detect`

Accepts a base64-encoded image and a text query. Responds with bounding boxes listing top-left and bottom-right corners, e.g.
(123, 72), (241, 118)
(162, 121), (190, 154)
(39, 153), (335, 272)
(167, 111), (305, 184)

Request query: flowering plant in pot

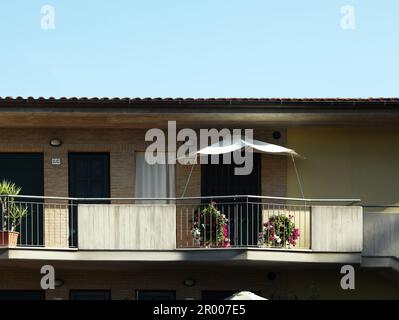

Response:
(258, 214), (300, 248)
(191, 201), (230, 248)
(0, 180), (29, 247)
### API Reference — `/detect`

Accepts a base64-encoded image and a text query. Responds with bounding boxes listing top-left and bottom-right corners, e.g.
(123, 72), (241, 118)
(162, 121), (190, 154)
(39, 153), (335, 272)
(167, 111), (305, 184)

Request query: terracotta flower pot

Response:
(0, 231), (19, 247)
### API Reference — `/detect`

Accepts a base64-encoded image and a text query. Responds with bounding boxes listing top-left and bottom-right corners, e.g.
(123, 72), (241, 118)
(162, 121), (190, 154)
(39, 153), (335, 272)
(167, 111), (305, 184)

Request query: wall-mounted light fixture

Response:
(183, 278), (196, 287)
(54, 279), (64, 288)
(272, 131), (281, 140)
(49, 138), (63, 147)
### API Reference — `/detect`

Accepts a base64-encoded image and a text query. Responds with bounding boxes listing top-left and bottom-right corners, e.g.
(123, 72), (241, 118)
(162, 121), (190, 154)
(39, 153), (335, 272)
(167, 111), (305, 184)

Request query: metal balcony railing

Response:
(175, 197), (310, 249)
(0, 195), (360, 250)
(0, 196), (75, 248)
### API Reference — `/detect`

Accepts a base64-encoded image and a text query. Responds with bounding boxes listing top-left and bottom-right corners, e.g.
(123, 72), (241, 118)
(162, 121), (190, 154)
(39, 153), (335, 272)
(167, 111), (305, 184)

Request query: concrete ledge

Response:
(0, 247), (362, 265)
(361, 256), (399, 272)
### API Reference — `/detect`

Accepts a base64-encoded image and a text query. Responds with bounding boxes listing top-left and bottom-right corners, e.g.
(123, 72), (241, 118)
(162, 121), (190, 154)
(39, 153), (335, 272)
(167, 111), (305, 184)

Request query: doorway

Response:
(68, 153), (110, 246)
(0, 153), (44, 246)
(201, 153), (261, 245)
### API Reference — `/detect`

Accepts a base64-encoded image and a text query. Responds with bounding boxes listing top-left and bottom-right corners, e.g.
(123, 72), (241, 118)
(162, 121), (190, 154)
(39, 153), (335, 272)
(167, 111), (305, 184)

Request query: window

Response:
(136, 290), (176, 300)
(70, 290), (111, 300)
(0, 290), (45, 300)
(135, 152), (175, 201)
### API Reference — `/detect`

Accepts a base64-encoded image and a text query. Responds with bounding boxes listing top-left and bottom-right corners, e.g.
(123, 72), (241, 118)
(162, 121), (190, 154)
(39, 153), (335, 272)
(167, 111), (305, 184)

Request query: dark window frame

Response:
(69, 289), (111, 300)
(135, 290), (176, 300)
(0, 290), (45, 300)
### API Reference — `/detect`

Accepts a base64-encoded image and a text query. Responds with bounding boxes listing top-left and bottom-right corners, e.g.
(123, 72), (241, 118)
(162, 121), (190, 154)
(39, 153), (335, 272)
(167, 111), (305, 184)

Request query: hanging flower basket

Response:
(258, 214), (300, 248)
(191, 201), (231, 248)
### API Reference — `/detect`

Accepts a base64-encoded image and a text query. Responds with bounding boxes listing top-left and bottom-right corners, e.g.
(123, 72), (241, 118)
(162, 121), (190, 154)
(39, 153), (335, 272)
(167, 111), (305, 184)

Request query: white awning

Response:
(195, 138), (303, 158)
(179, 137), (305, 198)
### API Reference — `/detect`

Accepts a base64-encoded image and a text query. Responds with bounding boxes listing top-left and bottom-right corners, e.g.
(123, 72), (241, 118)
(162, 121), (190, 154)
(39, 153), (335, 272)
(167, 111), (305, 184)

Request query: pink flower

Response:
(222, 240), (231, 248)
(223, 225), (229, 237)
(222, 225), (230, 247)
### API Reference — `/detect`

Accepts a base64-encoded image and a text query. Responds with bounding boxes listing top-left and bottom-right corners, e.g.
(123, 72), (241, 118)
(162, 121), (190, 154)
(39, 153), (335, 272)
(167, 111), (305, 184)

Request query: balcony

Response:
(0, 195), (364, 261)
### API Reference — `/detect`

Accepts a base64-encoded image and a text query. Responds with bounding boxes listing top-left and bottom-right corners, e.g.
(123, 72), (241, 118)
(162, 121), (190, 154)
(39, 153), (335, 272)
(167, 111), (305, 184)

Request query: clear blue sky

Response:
(0, 0), (398, 98)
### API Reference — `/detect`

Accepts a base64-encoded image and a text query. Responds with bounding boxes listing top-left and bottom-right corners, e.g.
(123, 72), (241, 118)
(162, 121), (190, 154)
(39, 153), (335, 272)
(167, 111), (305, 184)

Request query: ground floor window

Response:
(0, 290), (45, 300)
(136, 290), (176, 300)
(70, 290), (111, 300)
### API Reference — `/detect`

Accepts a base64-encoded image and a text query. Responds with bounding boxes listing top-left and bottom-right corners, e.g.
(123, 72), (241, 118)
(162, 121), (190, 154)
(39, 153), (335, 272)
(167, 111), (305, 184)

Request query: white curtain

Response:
(135, 152), (175, 202)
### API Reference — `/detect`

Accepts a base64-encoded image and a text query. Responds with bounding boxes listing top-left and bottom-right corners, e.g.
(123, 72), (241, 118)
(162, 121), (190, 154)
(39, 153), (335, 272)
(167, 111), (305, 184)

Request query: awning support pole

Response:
(291, 154), (305, 204)
(181, 163), (195, 198)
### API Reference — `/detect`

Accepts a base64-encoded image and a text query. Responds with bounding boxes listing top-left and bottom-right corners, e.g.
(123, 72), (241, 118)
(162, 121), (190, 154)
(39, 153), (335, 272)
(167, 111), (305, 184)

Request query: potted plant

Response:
(191, 201), (230, 248)
(258, 214), (300, 248)
(0, 180), (28, 247)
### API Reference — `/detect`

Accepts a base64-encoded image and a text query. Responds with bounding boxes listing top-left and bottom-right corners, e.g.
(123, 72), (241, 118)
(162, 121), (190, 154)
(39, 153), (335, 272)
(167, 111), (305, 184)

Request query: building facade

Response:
(0, 97), (398, 300)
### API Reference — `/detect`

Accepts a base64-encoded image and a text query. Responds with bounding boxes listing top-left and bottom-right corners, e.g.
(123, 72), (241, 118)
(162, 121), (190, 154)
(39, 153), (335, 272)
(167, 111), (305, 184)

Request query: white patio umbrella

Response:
(179, 136), (305, 198)
(225, 291), (268, 300)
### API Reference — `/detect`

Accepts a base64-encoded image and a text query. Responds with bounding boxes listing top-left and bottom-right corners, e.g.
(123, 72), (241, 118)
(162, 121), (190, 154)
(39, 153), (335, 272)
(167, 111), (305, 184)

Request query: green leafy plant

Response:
(0, 180), (28, 232)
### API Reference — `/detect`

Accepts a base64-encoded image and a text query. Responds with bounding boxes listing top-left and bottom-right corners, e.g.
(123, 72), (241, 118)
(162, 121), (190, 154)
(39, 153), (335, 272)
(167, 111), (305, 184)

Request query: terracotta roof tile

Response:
(0, 97), (398, 106)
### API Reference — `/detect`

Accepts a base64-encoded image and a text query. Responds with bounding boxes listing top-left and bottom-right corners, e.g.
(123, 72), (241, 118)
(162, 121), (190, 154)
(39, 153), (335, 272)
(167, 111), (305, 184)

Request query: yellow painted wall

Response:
(287, 128), (399, 206)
